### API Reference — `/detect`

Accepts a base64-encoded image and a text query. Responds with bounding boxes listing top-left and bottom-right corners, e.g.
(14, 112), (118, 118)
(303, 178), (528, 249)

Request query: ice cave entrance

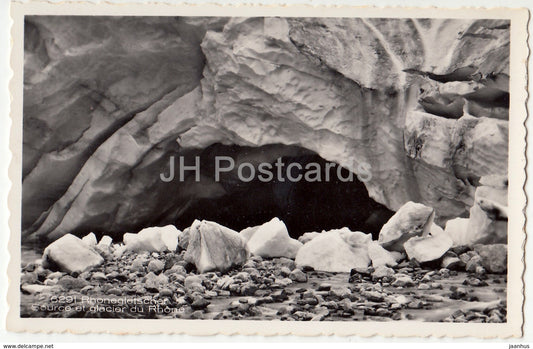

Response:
(171, 143), (394, 239)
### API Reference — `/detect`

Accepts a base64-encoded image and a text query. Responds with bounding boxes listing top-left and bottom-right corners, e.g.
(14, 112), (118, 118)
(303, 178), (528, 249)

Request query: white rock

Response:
(97, 235), (113, 247)
(466, 184), (508, 244)
(42, 234), (104, 274)
(479, 174), (508, 189)
(81, 233), (97, 247)
(240, 225), (260, 242)
(473, 243), (507, 273)
(367, 241), (398, 268)
(444, 218), (470, 246)
(444, 179), (508, 246)
(298, 232), (321, 244)
(246, 218), (303, 259)
(21, 284), (54, 294)
(378, 201), (435, 252)
(124, 225), (180, 253)
(185, 220), (249, 273)
(372, 265), (395, 279)
(112, 244), (127, 259)
(404, 226), (453, 263)
(295, 228), (372, 272)
(159, 225), (182, 251)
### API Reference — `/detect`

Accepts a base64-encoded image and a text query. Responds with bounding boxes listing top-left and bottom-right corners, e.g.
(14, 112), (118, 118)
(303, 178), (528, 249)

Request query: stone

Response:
(239, 225), (260, 242)
(113, 244), (127, 259)
(81, 233), (97, 247)
(378, 202), (435, 252)
(42, 234), (104, 274)
(403, 224), (453, 263)
(298, 232), (321, 244)
(245, 218), (303, 259)
(466, 185), (508, 245)
(445, 179), (508, 246)
(147, 260), (165, 274)
(184, 220), (249, 273)
(190, 296), (210, 310)
(21, 284), (54, 294)
(318, 283), (332, 291)
(361, 290), (384, 302)
(184, 275), (203, 289)
(444, 218), (470, 246)
(178, 228), (191, 250)
(160, 225), (182, 251)
(441, 254), (465, 270)
(92, 272), (107, 281)
(371, 265), (395, 279)
(97, 235), (113, 248)
(289, 269), (307, 283)
(391, 274), (415, 287)
(144, 272), (169, 290)
(367, 241), (398, 267)
(295, 228), (371, 272)
(57, 275), (89, 290)
(107, 288), (122, 296)
(465, 254), (484, 273)
(279, 267), (291, 277)
(473, 244), (507, 273)
(124, 225), (181, 253)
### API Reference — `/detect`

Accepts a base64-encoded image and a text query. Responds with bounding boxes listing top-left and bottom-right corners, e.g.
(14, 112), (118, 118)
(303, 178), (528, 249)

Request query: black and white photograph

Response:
(6, 2), (528, 338)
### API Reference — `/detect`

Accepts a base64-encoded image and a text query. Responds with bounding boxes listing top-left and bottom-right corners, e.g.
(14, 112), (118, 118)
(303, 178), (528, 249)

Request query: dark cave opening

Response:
(173, 144), (395, 240)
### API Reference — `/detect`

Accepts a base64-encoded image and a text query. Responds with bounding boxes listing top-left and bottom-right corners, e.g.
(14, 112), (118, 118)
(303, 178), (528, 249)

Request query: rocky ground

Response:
(21, 248), (506, 322)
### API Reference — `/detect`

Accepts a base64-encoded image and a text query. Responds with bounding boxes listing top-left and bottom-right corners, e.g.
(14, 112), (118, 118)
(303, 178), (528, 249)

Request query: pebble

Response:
(148, 260), (165, 274)
(279, 267), (291, 277)
(107, 287), (122, 296)
(372, 266), (395, 280)
(289, 269), (307, 283)
(184, 275), (203, 289)
(57, 276), (88, 290)
(317, 283), (331, 291)
(190, 296), (210, 310)
(391, 274), (415, 287)
(92, 272), (107, 281)
(417, 283), (430, 290)
(159, 288), (173, 297)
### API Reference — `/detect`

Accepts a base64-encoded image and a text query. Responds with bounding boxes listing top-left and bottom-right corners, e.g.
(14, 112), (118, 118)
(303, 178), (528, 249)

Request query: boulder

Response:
(184, 220), (249, 273)
(42, 234), (104, 274)
(159, 225), (181, 251)
(367, 241), (398, 267)
(245, 218), (303, 259)
(97, 235), (113, 248)
(95, 235), (113, 256)
(81, 233), (97, 247)
(444, 218), (470, 246)
(372, 265), (395, 279)
(378, 202), (435, 252)
(148, 260), (165, 274)
(473, 244), (507, 273)
(295, 228), (372, 272)
(178, 227), (191, 250)
(403, 224), (453, 263)
(466, 182), (508, 245)
(443, 176), (508, 246)
(289, 269), (307, 283)
(124, 225), (180, 253)
(239, 225), (260, 242)
(298, 232), (321, 244)
(441, 254), (465, 270)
